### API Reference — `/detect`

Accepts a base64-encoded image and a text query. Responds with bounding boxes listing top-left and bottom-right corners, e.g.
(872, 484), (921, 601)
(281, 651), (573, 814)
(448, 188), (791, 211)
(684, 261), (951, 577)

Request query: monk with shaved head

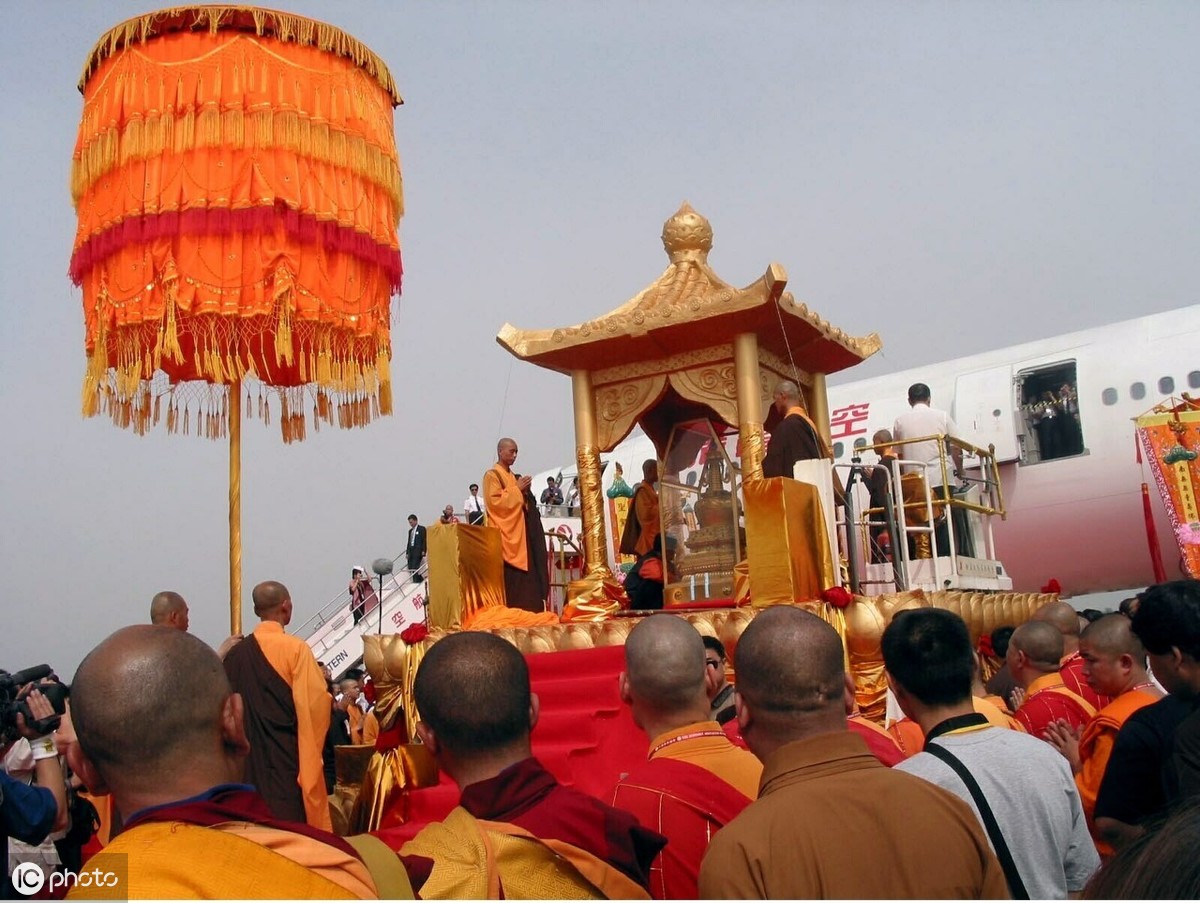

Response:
(149, 590), (189, 631)
(762, 381), (828, 478)
(699, 607), (1006, 899)
(222, 580), (331, 831)
(1035, 600), (1113, 709)
(483, 438), (547, 610)
(1008, 620), (1097, 740)
(1045, 614), (1163, 855)
(611, 616), (761, 898)
(399, 631), (664, 899)
(67, 626), (388, 898)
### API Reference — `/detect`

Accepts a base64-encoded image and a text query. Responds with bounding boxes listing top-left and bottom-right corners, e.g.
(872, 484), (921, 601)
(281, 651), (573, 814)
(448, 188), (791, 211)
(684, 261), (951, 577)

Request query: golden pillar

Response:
(810, 371), (832, 449)
(562, 369), (628, 619)
(229, 379), (242, 635)
(734, 332), (765, 481)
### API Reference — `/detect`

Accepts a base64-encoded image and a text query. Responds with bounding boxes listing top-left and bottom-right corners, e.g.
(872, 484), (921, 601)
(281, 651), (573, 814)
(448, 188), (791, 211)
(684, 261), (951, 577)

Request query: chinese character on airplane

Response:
(830, 403), (870, 439)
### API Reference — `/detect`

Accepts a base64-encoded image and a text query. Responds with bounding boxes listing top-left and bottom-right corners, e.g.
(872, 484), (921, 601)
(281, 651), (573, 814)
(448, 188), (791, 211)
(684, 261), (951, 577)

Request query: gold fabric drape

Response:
(426, 522), (505, 629)
(743, 477), (836, 606)
(351, 743), (439, 834)
(353, 634), (441, 831)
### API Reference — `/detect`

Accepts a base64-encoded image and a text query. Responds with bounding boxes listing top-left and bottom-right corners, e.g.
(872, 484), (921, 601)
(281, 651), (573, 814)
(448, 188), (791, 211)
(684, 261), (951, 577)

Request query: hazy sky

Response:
(2, 2), (1198, 678)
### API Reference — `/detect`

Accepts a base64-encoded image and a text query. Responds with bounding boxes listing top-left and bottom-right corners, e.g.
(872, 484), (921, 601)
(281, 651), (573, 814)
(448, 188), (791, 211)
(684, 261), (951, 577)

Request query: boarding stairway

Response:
(296, 554), (430, 681)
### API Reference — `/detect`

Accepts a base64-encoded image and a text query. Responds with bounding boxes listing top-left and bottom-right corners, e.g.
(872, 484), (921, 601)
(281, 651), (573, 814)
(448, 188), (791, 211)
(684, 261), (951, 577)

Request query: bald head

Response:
(414, 632), (532, 758)
(252, 581), (291, 622)
(496, 437), (518, 468)
(1033, 601), (1082, 639)
(72, 626), (232, 780)
(771, 381), (802, 417)
(1010, 621), (1064, 672)
(624, 615), (707, 715)
(736, 607), (848, 750)
(150, 591), (188, 631)
(1082, 614), (1145, 659)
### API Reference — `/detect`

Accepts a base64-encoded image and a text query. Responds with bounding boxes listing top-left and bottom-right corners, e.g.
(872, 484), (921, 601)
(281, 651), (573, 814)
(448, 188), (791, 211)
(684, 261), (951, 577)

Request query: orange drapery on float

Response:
(71, 7), (403, 441)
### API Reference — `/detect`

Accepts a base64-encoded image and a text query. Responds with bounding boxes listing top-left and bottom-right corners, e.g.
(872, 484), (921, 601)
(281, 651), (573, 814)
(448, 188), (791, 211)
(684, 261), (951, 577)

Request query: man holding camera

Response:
(3, 688), (68, 897)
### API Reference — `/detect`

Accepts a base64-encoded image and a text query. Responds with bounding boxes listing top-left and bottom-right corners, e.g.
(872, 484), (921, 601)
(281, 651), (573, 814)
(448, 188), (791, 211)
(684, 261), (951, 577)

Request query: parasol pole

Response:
(229, 379), (242, 635)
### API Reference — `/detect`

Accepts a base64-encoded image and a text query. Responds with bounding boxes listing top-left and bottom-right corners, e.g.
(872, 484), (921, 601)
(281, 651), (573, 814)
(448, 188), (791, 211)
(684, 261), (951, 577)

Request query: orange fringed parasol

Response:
(70, 6), (404, 630)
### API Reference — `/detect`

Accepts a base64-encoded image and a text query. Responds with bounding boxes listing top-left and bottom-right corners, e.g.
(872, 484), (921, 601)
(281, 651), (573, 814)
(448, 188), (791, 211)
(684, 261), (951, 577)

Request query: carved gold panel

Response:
(595, 374), (667, 451)
(668, 364), (739, 428)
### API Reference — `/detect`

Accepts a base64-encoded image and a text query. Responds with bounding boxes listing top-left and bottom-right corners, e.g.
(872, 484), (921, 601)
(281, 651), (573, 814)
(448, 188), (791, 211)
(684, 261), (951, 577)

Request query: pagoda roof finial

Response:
(661, 201), (713, 263)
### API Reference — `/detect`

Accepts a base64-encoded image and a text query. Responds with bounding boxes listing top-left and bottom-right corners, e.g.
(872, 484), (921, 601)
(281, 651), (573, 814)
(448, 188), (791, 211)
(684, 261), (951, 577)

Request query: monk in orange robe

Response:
(611, 616), (761, 899)
(848, 710), (906, 765)
(224, 581), (332, 831)
(361, 709), (380, 747)
(1034, 601), (1114, 711)
(1044, 614), (1163, 856)
(631, 460), (661, 557)
(339, 679), (365, 745)
(400, 631), (665, 898)
(483, 437), (547, 611)
(64, 626), (408, 899)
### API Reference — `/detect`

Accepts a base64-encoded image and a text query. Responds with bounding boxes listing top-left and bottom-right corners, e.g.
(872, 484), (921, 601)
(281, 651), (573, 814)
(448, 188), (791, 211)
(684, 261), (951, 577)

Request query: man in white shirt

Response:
(892, 382), (963, 490)
(883, 608), (1099, 899)
(463, 482), (486, 525)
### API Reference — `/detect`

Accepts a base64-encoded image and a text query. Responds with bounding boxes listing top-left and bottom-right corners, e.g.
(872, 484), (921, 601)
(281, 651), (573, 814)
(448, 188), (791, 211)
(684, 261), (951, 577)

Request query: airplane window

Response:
(1130, 382), (1146, 401)
(1102, 388), (1118, 406)
(1189, 370), (1200, 389)
(1160, 376), (1175, 395)
(833, 441), (845, 459)
(853, 438), (868, 450)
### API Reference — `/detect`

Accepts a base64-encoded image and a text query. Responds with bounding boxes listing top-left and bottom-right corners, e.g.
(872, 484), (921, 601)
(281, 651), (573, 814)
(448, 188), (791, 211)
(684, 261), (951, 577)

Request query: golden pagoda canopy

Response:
(498, 203), (880, 378)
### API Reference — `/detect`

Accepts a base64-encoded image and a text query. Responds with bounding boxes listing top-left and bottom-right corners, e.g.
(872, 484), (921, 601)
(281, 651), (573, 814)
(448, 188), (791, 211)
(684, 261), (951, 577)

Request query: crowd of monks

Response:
(16, 574), (1199, 898)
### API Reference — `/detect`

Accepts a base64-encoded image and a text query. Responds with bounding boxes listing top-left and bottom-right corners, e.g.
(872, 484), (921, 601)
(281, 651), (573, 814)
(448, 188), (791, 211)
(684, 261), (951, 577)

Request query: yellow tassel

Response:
(378, 378), (393, 417)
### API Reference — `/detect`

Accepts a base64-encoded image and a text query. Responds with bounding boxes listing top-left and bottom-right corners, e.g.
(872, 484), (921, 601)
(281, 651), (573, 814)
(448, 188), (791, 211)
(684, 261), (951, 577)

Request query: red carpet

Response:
(375, 644), (648, 848)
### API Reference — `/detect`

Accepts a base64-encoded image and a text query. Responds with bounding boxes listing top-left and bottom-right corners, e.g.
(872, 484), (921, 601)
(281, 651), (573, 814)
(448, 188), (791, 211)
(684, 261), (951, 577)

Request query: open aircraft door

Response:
(954, 366), (1020, 464)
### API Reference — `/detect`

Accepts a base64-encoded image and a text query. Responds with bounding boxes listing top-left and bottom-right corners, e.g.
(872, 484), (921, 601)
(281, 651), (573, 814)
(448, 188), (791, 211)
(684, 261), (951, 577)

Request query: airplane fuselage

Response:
(827, 306), (1200, 596)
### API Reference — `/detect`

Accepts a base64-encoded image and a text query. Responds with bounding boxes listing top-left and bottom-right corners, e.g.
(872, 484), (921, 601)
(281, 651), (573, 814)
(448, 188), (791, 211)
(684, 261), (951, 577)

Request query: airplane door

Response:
(954, 366), (1020, 463)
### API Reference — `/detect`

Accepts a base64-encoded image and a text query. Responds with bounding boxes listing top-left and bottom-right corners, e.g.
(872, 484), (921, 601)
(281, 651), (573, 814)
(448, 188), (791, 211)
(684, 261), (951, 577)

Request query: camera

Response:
(1, 665), (69, 742)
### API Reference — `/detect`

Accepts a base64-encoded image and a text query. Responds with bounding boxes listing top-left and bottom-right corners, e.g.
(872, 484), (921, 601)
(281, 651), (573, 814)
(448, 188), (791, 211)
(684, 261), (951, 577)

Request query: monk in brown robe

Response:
(483, 437), (548, 611)
(401, 631), (665, 898)
(1044, 614), (1163, 856)
(762, 380), (828, 479)
(223, 581), (332, 830)
(65, 626), (405, 899)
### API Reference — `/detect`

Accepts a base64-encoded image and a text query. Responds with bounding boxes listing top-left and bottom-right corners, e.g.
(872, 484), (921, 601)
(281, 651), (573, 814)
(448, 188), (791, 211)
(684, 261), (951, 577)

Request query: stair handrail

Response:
(293, 550), (409, 638)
